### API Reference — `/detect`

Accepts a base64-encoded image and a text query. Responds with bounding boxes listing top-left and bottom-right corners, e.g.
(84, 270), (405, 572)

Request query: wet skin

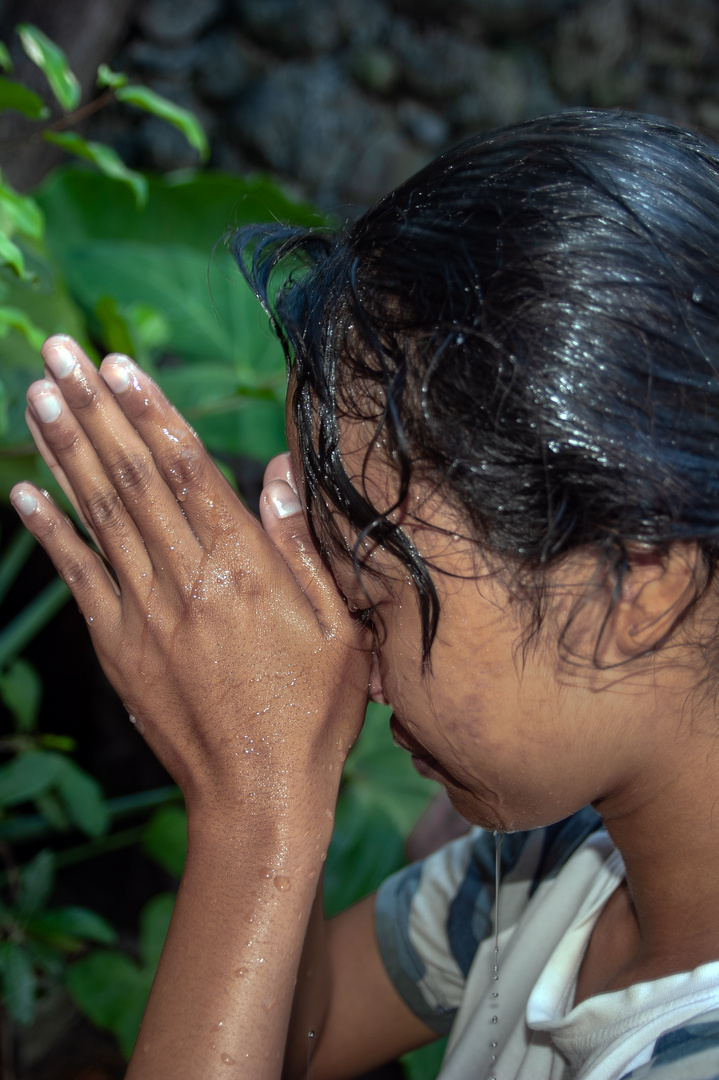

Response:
(12, 336), (719, 1075)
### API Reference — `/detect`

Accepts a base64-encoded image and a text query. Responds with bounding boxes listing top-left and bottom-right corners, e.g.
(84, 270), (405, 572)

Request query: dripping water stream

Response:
(490, 829), (503, 1079)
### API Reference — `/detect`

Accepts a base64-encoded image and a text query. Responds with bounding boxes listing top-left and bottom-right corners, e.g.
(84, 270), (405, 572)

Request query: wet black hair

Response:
(232, 109), (719, 660)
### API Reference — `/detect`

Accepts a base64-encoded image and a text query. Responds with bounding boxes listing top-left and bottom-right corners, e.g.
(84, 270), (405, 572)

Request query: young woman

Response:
(10, 109), (719, 1079)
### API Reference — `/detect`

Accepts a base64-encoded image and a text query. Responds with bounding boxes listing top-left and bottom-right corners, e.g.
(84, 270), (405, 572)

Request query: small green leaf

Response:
(0, 751), (63, 807)
(0, 43), (13, 73)
(34, 790), (70, 831)
(116, 85), (209, 162)
(0, 230), (26, 277)
(17, 849), (54, 919)
(0, 182), (44, 239)
(67, 950), (151, 1058)
(0, 657), (42, 732)
(142, 805), (186, 878)
(54, 757), (109, 838)
(17, 23), (81, 111)
(0, 75), (48, 119)
(0, 940), (36, 1024)
(96, 63), (128, 91)
(43, 131), (147, 206)
(0, 306), (46, 350)
(138, 892), (174, 971)
(28, 906), (117, 950)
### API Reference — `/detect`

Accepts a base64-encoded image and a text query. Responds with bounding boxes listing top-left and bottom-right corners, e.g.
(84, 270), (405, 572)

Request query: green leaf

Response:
(402, 1039), (448, 1080)
(0, 578), (70, 670)
(43, 132), (148, 207)
(54, 757), (109, 838)
(116, 85), (208, 162)
(0, 657), (43, 732)
(0, 750), (63, 807)
(138, 892), (174, 971)
(17, 23), (80, 111)
(28, 906), (117, 950)
(67, 950), (150, 1058)
(0, 75), (48, 119)
(0, 940), (36, 1024)
(0, 43), (13, 73)
(0, 231), (27, 277)
(0, 182), (43, 239)
(16, 848), (54, 918)
(96, 63), (128, 91)
(0, 529), (35, 607)
(0, 306), (46, 350)
(33, 790), (69, 831)
(142, 805), (186, 878)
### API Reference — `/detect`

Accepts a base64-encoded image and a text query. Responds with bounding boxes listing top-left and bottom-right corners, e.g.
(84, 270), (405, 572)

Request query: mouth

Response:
(389, 713), (461, 787)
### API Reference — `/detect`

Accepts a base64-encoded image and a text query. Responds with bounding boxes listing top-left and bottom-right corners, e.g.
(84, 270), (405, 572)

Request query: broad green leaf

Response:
(17, 24), (80, 111)
(35, 168), (325, 253)
(0, 750), (63, 807)
(142, 805), (186, 878)
(0, 75), (48, 119)
(0, 657), (42, 732)
(16, 848), (54, 918)
(0, 183), (43, 239)
(0, 306), (46, 350)
(67, 949), (151, 1058)
(325, 795), (405, 917)
(96, 63), (128, 91)
(29, 905), (117, 950)
(0, 940), (36, 1024)
(54, 756), (109, 837)
(33, 790), (69, 831)
(0, 43), (12, 73)
(138, 892), (174, 971)
(0, 231), (26, 277)
(402, 1039), (448, 1080)
(0, 374), (7, 439)
(43, 132), (148, 207)
(116, 85), (208, 162)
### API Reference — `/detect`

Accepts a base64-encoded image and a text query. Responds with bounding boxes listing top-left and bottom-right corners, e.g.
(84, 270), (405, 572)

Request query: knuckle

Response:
(85, 487), (127, 531)
(60, 555), (94, 592)
(164, 444), (206, 491)
(109, 451), (153, 498)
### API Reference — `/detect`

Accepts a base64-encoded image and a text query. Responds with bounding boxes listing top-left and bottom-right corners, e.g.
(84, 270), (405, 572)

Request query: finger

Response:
(38, 337), (198, 572)
(98, 351), (255, 547)
(260, 478), (355, 631)
(9, 484), (121, 622)
(263, 452), (300, 494)
(25, 377), (158, 583)
(24, 407), (105, 553)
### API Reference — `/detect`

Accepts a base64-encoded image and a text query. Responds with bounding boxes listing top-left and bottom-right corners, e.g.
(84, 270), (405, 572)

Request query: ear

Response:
(612, 542), (703, 659)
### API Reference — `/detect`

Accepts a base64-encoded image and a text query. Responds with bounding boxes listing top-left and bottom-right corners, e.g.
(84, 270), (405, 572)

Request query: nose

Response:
(368, 651), (388, 705)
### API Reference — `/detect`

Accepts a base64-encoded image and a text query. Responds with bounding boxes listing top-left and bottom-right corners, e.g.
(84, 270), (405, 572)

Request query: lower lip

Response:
(411, 754), (444, 781)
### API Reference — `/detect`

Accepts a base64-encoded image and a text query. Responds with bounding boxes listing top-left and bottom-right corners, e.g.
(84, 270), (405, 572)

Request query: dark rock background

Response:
(77, 0), (719, 216)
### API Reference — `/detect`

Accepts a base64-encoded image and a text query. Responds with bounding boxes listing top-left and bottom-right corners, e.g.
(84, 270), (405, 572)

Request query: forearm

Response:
(127, 798), (334, 1080)
(283, 873), (331, 1080)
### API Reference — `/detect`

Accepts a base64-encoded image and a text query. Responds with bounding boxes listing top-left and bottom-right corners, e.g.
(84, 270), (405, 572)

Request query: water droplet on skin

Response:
(234, 967), (247, 978)
(220, 1052), (235, 1065)
(274, 875), (291, 892)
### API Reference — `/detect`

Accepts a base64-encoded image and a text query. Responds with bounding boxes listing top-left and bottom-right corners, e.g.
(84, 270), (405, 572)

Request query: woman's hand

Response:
(11, 335), (371, 817)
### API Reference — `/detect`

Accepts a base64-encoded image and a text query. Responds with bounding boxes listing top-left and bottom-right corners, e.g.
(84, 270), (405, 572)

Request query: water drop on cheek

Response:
(274, 875), (291, 892)
(220, 1052), (235, 1065)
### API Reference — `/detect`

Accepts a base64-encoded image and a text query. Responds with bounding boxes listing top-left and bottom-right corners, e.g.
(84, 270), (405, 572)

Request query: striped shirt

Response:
(375, 808), (719, 1079)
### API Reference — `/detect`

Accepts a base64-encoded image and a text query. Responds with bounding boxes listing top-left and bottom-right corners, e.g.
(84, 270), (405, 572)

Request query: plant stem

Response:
(0, 579), (69, 671)
(0, 531), (35, 609)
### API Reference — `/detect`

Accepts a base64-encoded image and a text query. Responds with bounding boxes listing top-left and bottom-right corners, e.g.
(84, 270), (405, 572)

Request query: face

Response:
(287, 421), (690, 835)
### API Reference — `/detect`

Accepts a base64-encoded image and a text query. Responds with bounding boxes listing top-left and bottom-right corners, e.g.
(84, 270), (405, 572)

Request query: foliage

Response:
(0, 22), (443, 1077)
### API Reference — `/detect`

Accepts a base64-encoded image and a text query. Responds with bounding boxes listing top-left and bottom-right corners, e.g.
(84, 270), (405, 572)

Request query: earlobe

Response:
(614, 542), (703, 658)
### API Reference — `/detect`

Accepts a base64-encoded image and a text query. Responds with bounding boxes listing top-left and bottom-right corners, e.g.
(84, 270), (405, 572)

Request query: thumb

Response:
(260, 479), (347, 622)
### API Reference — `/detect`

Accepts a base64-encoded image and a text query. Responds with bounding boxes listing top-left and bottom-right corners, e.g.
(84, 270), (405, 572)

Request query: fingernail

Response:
(43, 341), (77, 379)
(32, 389), (61, 424)
(11, 488), (38, 516)
(266, 486), (302, 518)
(101, 359), (133, 394)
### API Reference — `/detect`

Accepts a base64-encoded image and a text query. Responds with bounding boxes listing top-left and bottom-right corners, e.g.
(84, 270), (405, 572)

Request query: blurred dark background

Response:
(2, 0), (718, 211)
